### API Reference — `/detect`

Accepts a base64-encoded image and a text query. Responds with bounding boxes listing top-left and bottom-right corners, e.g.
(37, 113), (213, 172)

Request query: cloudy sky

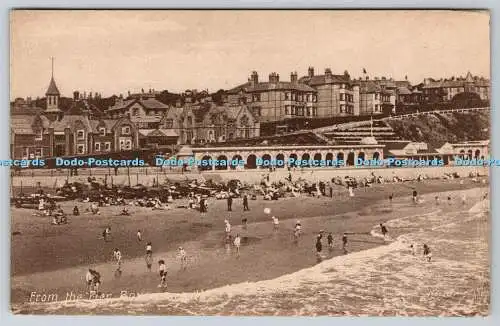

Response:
(10, 10), (490, 99)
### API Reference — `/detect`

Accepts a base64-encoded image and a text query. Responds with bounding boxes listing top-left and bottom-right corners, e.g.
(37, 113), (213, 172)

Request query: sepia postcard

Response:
(9, 10), (490, 315)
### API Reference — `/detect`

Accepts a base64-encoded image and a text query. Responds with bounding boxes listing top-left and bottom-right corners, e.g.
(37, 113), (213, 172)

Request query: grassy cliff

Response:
(387, 111), (490, 147)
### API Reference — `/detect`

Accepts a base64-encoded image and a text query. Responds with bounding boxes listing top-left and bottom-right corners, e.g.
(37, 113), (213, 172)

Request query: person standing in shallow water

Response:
(327, 232), (334, 251)
(380, 223), (388, 239)
(227, 196), (232, 211)
(423, 244), (432, 262)
(342, 233), (348, 253)
(315, 235), (323, 260)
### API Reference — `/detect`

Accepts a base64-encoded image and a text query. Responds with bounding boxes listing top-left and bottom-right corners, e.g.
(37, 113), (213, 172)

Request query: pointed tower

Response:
(44, 57), (62, 121)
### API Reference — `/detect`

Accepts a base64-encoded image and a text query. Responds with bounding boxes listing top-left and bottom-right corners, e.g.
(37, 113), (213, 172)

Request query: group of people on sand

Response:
(88, 225), (191, 291)
(74, 177), (482, 294)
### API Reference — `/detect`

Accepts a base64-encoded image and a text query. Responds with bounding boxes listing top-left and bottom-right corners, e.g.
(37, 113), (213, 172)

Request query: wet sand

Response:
(11, 178), (488, 306)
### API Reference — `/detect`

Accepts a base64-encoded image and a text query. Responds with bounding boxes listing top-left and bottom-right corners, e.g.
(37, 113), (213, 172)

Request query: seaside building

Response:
(226, 71), (318, 122)
(421, 72), (490, 103)
(298, 67), (360, 118)
(10, 73), (139, 159)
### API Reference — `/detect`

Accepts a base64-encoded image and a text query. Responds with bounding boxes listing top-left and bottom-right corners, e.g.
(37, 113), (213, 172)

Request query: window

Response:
(164, 119), (173, 128)
(240, 115), (249, 127)
(48, 97), (51, 105)
(122, 126), (131, 135)
(313, 107), (318, 116)
(375, 93), (379, 100)
(340, 104), (346, 113)
(285, 105), (290, 115)
(313, 95), (317, 102)
(95, 143), (101, 151)
(77, 130), (85, 140)
(99, 127), (106, 136)
(252, 94), (261, 102)
(105, 142), (111, 151)
(340, 93), (345, 101)
(307, 108), (311, 116)
(340, 84), (345, 89)
(35, 129), (43, 141)
(125, 140), (132, 150)
(285, 92), (291, 100)
(35, 148), (42, 158)
(132, 108), (139, 116)
(77, 144), (85, 154)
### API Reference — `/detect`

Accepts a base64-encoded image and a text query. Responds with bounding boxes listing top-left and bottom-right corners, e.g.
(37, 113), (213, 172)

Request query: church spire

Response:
(44, 57), (62, 121)
(46, 57), (60, 96)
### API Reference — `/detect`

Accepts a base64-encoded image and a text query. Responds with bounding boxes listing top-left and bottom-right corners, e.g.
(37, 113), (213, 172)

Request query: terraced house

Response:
(227, 71), (318, 122)
(299, 67), (360, 117)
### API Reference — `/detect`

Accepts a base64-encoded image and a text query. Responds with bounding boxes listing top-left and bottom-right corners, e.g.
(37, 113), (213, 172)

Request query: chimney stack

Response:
(250, 71), (259, 85)
(308, 66), (314, 77)
(325, 68), (332, 76)
(269, 72), (279, 84)
(73, 91), (80, 101)
(290, 71), (298, 83)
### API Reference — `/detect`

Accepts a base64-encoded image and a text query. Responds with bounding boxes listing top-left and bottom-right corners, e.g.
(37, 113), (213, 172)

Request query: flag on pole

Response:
(363, 68), (367, 74)
(370, 115), (373, 137)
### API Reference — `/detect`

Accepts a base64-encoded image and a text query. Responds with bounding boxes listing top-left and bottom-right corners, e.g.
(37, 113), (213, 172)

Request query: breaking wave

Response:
(14, 194), (489, 316)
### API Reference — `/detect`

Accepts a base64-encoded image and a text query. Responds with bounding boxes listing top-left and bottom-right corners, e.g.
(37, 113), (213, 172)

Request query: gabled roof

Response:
(107, 98), (169, 112)
(46, 77), (60, 96)
(90, 119), (117, 132)
(11, 114), (50, 134)
(397, 87), (412, 95)
(359, 80), (382, 94)
(48, 115), (92, 132)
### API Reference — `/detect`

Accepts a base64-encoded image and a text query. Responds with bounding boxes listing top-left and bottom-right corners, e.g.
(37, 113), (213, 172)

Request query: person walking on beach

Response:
(272, 216), (279, 231)
(158, 260), (167, 288)
(112, 248), (122, 270)
(86, 269), (101, 293)
(447, 195), (452, 205)
(327, 232), (334, 251)
(461, 193), (467, 205)
(243, 194), (250, 211)
(410, 244), (416, 256)
(412, 189), (418, 204)
(423, 244), (432, 262)
(234, 234), (241, 256)
(178, 247), (187, 270)
(85, 269), (94, 292)
(225, 219), (231, 235)
(102, 227), (111, 242)
(389, 193), (393, 204)
(241, 217), (248, 230)
(315, 235), (323, 261)
(342, 233), (348, 253)
(227, 196), (233, 211)
(435, 196), (440, 205)
(137, 229), (142, 242)
(380, 223), (388, 239)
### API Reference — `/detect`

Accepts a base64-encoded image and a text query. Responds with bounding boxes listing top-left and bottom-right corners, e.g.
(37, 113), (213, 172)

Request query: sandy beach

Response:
(10, 176), (489, 315)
